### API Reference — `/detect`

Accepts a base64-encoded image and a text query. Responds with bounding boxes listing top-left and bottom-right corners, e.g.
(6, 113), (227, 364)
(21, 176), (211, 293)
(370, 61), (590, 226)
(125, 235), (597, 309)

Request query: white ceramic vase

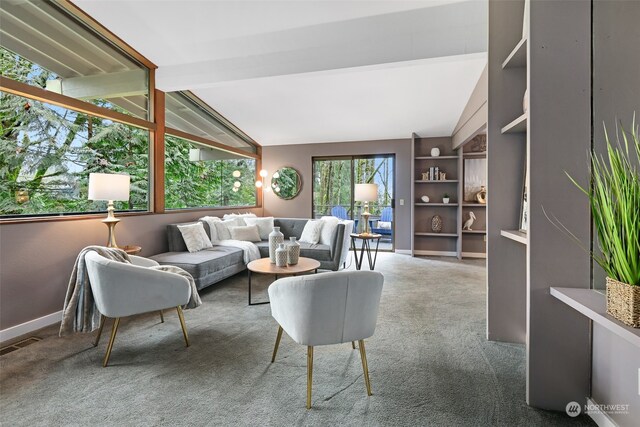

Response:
(287, 237), (300, 265)
(269, 227), (284, 263)
(275, 243), (288, 267)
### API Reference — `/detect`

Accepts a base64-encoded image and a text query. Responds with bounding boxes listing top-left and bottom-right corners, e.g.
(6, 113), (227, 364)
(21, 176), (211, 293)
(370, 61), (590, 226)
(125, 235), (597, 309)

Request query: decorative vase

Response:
(275, 243), (288, 267)
(476, 186), (487, 204)
(443, 197), (450, 204)
(431, 147), (440, 157)
(269, 227), (284, 263)
(287, 237), (300, 265)
(421, 195), (430, 203)
(606, 277), (640, 328)
(431, 215), (443, 233)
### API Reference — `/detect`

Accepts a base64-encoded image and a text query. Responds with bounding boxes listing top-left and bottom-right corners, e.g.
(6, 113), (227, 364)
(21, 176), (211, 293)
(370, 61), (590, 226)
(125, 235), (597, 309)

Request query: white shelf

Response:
(415, 156), (458, 160)
(414, 232), (458, 237)
(501, 113), (528, 134)
(463, 230), (486, 234)
(550, 287), (640, 348)
(415, 203), (459, 207)
(502, 38), (527, 69)
(500, 229), (527, 245)
(462, 203), (486, 207)
(414, 180), (459, 183)
(463, 152), (487, 158)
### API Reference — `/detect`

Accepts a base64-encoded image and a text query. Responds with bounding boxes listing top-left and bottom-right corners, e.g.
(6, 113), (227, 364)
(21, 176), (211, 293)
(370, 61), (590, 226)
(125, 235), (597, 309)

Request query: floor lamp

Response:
(88, 173), (130, 248)
(354, 183), (378, 236)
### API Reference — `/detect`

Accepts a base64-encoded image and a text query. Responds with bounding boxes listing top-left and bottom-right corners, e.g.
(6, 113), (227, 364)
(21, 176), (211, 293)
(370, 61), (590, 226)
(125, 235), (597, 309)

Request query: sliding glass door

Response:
(312, 155), (395, 250)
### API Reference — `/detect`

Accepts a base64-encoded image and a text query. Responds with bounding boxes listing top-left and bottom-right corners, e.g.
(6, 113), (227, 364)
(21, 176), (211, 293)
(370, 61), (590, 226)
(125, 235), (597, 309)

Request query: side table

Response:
(350, 233), (382, 270)
(120, 245), (142, 255)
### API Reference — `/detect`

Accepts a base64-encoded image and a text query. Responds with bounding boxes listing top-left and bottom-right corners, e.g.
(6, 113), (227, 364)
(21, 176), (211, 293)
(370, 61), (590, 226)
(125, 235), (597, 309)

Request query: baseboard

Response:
(586, 398), (619, 427)
(394, 249), (412, 255)
(0, 310), (62, 343)
(412, 250), (458, 257)
(461, 252), (487, 259)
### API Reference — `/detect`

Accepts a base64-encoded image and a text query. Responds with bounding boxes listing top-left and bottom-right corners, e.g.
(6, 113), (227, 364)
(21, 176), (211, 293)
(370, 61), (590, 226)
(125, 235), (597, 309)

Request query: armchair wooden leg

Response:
(358, 339), (372, 396)
(307, 346), (314, 409)
(351, 341), (356, 349)
(103, 317), (120, 367)
(271, 326), (283, 363)
(176, 306), (190, 347)
(94, 315), (106, 347)
(159, 310), (164, 323)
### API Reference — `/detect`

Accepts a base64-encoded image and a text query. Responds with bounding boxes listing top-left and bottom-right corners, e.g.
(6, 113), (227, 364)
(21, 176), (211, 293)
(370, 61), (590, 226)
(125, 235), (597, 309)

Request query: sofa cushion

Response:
(150, 246), (243, 283)
(255, 241), (332, 262)
(274, 218), (307, 239)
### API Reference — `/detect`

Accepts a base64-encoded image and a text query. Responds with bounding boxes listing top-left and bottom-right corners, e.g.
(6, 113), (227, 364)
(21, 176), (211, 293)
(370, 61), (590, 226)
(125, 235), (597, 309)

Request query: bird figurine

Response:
(463, 212), (476, 230)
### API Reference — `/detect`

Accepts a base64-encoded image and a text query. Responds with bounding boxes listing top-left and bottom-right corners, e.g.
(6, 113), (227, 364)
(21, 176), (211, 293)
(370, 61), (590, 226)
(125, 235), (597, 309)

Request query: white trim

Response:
(0, 310), (62, 343)
(462, 252), (487, 259)
(412, 250), (457, 257)
(394, 249), (412, 255)
(586, 398), (618, 427)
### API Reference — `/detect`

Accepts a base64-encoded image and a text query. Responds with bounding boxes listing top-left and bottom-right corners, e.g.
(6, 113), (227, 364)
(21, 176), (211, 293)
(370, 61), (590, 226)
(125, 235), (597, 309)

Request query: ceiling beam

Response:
(156, 1), (487, 91)
(45, 69), (147, 99)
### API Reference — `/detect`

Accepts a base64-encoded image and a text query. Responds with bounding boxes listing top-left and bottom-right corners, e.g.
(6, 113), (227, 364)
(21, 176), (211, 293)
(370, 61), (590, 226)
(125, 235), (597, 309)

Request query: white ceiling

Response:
(75, 0), (487, 145)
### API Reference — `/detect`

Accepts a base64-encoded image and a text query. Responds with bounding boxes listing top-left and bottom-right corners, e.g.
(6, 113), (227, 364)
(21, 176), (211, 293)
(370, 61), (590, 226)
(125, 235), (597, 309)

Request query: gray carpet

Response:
(0, 253), (594, 426)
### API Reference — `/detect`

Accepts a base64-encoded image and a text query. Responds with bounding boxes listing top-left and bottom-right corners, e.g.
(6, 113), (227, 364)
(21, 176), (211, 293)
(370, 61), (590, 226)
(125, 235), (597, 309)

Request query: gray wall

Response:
(261, 139), (412, 251)
(591, 1), (640, 425)
(0, 207), (260, 330)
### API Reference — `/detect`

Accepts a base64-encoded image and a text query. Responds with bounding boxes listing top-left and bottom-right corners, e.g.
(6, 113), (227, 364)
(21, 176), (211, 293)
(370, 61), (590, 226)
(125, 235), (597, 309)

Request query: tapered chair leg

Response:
(94, 315), (106, 347)
(351, 341), (356, 349)
(271, 326), (283, 363)
(103, 317), (120, 367)
(358, 340), (372, 396)
(159, 310), (164, 323)
(307, 346), (314, 409)
(176, 306), (190, 347)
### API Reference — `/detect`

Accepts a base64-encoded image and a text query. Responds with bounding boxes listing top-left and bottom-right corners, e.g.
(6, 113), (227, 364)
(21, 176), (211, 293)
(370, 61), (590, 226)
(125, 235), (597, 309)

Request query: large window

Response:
(165, 135), (256, 209)
(0, 91), (149, 217)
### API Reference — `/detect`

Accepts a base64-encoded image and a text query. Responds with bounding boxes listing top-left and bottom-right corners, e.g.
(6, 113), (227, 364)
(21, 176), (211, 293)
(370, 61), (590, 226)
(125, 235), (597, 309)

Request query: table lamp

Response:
(354, 183), (378, 235)
(88, 173), (130, 248)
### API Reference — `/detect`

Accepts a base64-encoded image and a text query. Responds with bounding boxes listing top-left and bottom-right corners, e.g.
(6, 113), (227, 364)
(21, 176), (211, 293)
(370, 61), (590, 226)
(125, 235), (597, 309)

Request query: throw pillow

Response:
(229, 225), (261, 242)
(178, 223), (213, 253)
(223, 213), (257, 226)
(244, 217), (275, 240)
(319, 216), (340, 246)
(213, 219), (236, 241)
(377, 221), (392, 230)
(300, 220), (324, 245)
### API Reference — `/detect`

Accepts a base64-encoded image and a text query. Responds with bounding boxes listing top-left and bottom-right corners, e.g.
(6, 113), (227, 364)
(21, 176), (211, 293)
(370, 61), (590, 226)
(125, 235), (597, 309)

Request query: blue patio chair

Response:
(371, 207), (393, 237)
(331, 206), (358, 233)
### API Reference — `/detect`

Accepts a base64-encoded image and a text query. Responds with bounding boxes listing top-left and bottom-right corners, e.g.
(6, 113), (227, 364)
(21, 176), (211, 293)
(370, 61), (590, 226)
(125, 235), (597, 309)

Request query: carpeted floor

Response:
(0, 253), (594, 426)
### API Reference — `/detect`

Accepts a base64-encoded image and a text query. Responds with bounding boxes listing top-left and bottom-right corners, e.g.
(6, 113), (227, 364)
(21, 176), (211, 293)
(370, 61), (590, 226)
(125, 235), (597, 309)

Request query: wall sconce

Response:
(256, 169), (270, 191)
(15, 189), (29, 204)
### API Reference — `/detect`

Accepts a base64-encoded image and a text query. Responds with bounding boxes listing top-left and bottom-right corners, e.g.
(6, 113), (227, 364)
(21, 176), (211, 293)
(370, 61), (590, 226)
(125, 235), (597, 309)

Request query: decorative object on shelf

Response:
(442, 194), (450, 204)
(439, 172), (446, 180)
(354, 183), (378, 235)
(268, 227), (284, 263)
(422, 172), (429, 181)
(464, 158), (487, 201)
(287, 237), (300, 265)
(519, 164), (528, 231)
(431, 215), (443, 233)
(523, 89), (529, 114)
(430, 147), (440, 157)
(476, 186), (488, 204)
(547, 120), (639, 327)
(469, 134), (487, 152)
(271, 167), (302, 200)
(88, 173), (130, 248)
(421, 195), (430, 203)
(463, 212), (476, 230)
(275, 243), (288, 267)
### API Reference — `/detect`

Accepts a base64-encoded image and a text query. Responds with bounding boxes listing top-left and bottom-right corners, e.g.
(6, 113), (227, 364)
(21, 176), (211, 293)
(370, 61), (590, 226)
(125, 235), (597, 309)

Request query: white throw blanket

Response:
(217, 239), (261, 264)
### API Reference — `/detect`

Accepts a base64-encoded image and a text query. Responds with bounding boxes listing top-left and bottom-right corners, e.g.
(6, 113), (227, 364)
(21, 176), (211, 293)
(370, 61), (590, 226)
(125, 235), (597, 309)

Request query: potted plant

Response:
(555, 120), (640, 327)
(443, 194), (450, 204)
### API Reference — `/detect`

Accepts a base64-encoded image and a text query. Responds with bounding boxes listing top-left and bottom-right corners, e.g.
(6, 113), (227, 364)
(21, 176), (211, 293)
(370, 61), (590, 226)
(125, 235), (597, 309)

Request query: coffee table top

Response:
(247, 257), (321, 275)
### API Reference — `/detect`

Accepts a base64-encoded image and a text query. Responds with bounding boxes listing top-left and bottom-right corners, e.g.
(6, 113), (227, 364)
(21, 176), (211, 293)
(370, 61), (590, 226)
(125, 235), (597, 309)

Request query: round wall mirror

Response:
(271, 167), (302, 200)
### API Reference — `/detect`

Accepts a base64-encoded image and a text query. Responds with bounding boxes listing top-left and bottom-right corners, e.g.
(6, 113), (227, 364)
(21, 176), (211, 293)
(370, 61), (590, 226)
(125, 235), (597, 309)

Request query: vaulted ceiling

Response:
(75, 0), (487, 145)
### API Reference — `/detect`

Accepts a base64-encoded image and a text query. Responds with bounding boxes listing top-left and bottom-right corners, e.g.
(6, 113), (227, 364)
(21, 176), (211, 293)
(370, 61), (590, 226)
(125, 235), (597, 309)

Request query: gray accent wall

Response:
(261, 139), (412, 251)
(0, 208), (260, 330)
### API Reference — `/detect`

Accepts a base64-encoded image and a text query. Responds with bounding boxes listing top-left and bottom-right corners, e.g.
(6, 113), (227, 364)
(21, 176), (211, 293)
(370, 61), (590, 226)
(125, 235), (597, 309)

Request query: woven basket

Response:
(606, 277), (640, 328)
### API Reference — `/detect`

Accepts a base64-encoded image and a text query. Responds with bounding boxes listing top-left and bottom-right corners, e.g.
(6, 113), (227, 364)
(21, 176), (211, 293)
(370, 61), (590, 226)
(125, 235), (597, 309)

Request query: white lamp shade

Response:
(354, 183), (378, 202)
(88, 173), (130, 201)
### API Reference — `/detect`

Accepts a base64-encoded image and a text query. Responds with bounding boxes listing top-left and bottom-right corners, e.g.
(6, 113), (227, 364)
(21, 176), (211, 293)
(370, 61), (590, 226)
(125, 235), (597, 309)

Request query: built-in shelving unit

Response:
(459, 135), (487, 259)
(411, 135), (461, 258)
(502, 38), (527, 69)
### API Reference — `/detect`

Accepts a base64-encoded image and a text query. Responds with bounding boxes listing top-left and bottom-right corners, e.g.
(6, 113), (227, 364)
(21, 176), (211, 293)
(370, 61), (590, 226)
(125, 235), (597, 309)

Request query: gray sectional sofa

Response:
(150, 218), (352, 290)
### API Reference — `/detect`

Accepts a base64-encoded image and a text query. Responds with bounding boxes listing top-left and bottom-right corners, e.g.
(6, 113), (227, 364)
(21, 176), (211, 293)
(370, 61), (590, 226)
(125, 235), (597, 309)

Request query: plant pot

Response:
(606, 277), (640, 328)
(443, 198), (450, 204)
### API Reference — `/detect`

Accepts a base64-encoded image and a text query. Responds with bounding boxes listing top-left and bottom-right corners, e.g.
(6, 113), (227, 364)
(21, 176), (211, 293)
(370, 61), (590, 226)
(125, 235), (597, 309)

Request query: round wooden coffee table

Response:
(247, 257), (321, 305)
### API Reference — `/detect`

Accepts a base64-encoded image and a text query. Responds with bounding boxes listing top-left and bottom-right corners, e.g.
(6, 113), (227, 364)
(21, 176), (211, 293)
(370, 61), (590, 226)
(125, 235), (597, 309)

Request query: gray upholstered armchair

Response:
(85, 252), (192, 367)
(268, 270), (384, 408)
